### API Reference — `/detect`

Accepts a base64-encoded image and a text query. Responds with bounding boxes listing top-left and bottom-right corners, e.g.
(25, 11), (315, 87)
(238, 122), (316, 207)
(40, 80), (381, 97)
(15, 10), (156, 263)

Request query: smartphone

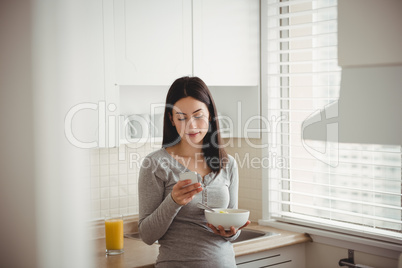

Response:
(179, 171), (198, 187)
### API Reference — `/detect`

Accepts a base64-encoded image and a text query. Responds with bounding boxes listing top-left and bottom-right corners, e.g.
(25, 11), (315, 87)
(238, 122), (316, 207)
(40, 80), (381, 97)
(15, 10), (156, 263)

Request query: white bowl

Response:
(204, 208), (250, 230)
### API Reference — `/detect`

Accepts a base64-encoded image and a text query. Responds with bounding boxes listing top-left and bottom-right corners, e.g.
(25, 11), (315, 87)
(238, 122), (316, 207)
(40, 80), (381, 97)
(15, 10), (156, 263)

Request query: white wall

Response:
(32, 0), (96, 266)
(1, 0), (102, 267)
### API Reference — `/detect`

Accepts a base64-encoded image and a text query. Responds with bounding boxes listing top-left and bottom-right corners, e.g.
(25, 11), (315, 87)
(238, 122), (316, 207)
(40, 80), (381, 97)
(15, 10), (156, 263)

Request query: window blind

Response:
(263, 0), (402, 242)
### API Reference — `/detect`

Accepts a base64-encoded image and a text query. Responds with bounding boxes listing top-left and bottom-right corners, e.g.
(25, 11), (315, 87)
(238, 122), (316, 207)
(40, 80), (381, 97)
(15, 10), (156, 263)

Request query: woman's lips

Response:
(186, 131), (200, 137)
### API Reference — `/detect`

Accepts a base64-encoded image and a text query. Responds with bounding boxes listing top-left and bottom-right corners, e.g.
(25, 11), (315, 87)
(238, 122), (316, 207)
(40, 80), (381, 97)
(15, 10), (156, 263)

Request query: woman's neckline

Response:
(161, 147), (215, 178)
(161, 147), (190, 172)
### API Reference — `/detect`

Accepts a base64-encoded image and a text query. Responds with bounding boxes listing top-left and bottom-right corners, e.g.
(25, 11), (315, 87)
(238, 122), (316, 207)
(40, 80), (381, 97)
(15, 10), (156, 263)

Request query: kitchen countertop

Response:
(92, 222), (311, 268)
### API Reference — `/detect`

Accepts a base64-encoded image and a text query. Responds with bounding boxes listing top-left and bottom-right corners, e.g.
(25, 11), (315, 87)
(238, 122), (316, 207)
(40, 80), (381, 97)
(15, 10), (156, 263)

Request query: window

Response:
(262, 0), (402, 243)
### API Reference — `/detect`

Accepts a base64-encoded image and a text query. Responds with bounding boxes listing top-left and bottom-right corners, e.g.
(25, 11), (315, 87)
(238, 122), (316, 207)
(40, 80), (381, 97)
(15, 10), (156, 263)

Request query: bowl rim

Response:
(205, 208), (250, 214)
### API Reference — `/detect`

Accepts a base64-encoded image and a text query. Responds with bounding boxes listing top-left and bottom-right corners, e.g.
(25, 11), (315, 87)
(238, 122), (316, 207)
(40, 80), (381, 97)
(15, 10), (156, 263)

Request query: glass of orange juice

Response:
(105, 214), (124, 255)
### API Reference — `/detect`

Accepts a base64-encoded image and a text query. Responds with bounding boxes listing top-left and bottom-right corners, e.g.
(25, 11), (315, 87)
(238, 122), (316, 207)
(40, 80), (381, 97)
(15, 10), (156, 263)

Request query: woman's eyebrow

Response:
(175, 108), (203, 115)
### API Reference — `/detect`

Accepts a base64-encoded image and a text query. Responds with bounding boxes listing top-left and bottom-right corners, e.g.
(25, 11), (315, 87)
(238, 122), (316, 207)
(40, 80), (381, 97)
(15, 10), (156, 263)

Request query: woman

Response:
(138, 76), (250, 267)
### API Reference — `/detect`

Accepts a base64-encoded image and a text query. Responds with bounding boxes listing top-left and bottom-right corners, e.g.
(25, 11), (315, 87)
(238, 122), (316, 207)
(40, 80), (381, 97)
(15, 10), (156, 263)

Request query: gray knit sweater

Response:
(138, 148), (240, 267)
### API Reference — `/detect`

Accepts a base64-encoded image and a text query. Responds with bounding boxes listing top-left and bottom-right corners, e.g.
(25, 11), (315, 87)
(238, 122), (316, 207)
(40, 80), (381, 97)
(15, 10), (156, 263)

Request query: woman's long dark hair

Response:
(162, 76), (228, 172)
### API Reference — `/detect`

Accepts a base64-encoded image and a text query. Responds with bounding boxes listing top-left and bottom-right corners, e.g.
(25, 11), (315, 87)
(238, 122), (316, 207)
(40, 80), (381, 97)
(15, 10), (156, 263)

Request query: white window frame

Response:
(259, 0), (402, 257)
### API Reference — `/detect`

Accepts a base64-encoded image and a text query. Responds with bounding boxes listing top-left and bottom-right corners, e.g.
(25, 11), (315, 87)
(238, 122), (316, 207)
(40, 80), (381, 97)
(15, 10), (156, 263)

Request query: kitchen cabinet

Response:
(235, 243), (306, 268)
(193, 0), (260, 86)
(113, 0), (193, 86)
(103, 0), (261, 144)
(113, 0), (259, 86)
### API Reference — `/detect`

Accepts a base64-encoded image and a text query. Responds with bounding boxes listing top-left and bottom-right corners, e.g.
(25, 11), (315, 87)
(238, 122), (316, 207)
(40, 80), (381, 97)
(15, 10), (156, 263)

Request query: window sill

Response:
(259, 219), (402, 259)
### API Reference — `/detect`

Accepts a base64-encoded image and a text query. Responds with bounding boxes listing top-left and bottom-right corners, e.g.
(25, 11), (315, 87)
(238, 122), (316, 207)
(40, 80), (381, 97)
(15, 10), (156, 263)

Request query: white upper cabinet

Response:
(112, 0), (259, 86)
(113, 0), (193, 85)
(193, 0), (260, 86)
(107, 0), (261, 140)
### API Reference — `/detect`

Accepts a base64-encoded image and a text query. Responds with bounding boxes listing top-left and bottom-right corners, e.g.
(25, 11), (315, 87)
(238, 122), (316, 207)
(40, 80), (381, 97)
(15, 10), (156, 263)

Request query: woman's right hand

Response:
(171, 180), (203, 206)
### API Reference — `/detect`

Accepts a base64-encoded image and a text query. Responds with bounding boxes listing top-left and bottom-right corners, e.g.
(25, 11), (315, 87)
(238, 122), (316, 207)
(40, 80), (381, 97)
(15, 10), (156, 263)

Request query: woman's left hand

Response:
(206, 220), (251, 237)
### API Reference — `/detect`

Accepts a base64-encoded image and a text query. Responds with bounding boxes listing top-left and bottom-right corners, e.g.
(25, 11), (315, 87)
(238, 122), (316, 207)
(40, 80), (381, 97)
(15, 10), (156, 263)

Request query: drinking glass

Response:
(105, 214), (124, 255)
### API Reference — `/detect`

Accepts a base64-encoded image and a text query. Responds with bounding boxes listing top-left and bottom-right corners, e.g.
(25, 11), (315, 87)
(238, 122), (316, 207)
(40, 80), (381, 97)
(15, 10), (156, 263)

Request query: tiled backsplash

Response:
(88, 138), (262, 221)
(88, 142), (158, 220)
(225, 138), (263, 221)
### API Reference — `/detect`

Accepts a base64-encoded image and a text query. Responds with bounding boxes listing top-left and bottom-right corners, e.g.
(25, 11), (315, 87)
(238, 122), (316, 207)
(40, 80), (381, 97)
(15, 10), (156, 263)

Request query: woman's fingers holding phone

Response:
(172, 181), (202, 205)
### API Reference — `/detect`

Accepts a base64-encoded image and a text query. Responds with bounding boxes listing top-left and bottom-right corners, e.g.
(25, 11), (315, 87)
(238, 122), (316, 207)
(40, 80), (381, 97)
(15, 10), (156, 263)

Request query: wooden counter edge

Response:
(92, 219), (312, 267)
(233, 223), (312, 257)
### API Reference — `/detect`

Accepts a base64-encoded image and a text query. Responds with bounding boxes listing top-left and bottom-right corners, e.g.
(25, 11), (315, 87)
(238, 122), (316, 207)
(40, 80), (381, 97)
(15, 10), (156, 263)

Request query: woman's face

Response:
(170, 97), (210, 147)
